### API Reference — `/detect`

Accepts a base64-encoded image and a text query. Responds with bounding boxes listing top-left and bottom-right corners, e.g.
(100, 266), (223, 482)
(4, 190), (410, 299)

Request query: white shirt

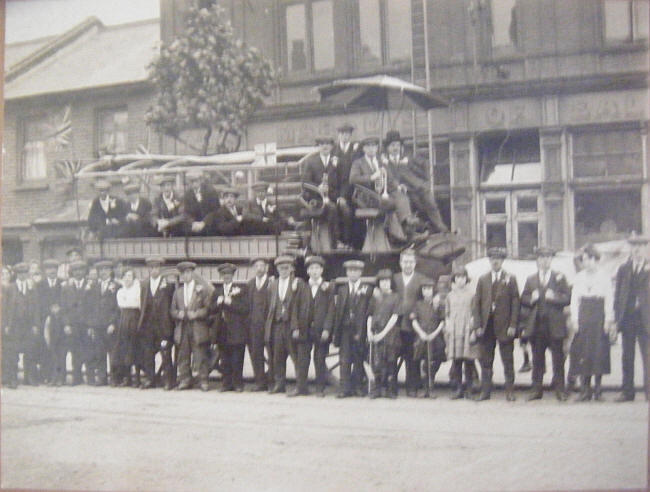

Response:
(366, 156), (379, 173)
(16, 280), (27, 295)
(48, 278), (57, 288)
(278, 277), (289, 301)
(150, 275), (161, 296)
(184, 280), (195, 307)
(117, 280), (141, 309)
(538, 270), (551, 287)
(491, 270), (503, 284)
(223, 282), (232, 297)
(99, 196), (110, 214)
(402, 272), (414, 287)
(320, 153), (330, 167)
(348, 280), (361, 296)
(162, 193), (177, 211)
(257, 198), (268, 214)
(194, 189), (202, 202)
(309, 278), (322, 298)
(255, 274), (267, 290)
(100, 279), (110, 294)
(339, 142), (349, 153)
(130, 199), (140, 212)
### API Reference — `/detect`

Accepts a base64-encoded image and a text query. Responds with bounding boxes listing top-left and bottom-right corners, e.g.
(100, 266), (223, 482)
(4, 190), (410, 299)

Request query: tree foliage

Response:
(145, 3), (276, 155)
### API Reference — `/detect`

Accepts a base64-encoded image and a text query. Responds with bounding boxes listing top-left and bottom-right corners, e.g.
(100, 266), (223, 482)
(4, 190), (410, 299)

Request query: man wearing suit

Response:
(137, 256), (175, 390)
(210, 263), (249, 392)
(264, 255), (311, 396)
(393, 248), (433, 397)
(302, 136), (352, 249)
(3, 263), (41, 387)
(60, 260), (93, 385)
(87, 179), (128, 240)
(153, 175), (185, 237)
(614, 234), (650, 402)
(205, 187), (244, 236)
(247, 258), (273, 390)
(182, 170), (220, 235)
(120, 183), (155, 237)
(242, 182), (285, 235)
(519, 247), (571, 401)
(86, 260), (118, 386)
(474, 247), (520, 401)
(37, 259), (64, 385)
(333, 259), (374, 398)
(170, 261), (212, 391)
(382, 130), (449, 234)
(305, 255), (336, 396)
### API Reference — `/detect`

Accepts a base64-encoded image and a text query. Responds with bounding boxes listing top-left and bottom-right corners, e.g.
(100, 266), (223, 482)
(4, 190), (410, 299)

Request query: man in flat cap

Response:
(247, 258), (273, 390)
(120, 182), (155, 238)
(333, 124), (364, 249)
(242, 183), (284, 235)
(381, 130), (449, 234)
(171, 261), (212, 390)
(88, 180), (128, 240)
(137, 256), (175, 389)
(210, 263), (249, 391)
(473, 247), (520, 401)
(86, 260), (119, 386)
(37, 259), (64, 385)
(614, 233), (650, 401)
(520, 247), (571, 401)
(205, 187), (245, 236)
(264, 255), (311, 395)
(301, 136), (352, 249)
(305, 255), (336, 396)
(153, 175), (185, 237)
(333, 259), (374, 397)
(3, 262), (41, 387)
(60, 260), (93, 385)
(57, 247), (82, 282)
(182, 170), (220, 235)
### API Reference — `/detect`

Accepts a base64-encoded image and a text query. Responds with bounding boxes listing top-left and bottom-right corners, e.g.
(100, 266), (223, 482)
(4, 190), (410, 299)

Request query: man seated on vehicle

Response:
(120, 182), (155, 238)
(182, 170), (220, 236)
(205, 187), (245, 236)
(153, 175), (185, 237)
(241, 182), (292, 235)
(87, 179), (128, 240)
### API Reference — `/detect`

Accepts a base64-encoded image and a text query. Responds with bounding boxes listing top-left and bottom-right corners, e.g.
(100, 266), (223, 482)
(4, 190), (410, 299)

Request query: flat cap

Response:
(337, 123), (355, 133)
(627, 232), (649, 245)
(94, 260), (114, 269)
(343, 259), (365, 270)
(250, 257), (268, 266)
(42, 259), (60, 270)
(384, 130), (402, 146)
(437, 274), (451, 286)
(13, 262), (29, 274)
(69, 260), (88, 272)
(176, 261), (197, 271)
(157, 174), (176, 185)
(251, 182), (269, 192)
(220, 186), (241, 197)
(217, 263), (237, 275)
(315, 136), (335, 145)
(186, 169), (203, 181)
(66, 246), (82, 256)
(487, 247), (508, 259)
(123, 183), (140, 195)
(161, 267), (179, 277)
(305, 255), (325, 268)
(375, 268), (392, 280)
(274, 255), (294, 266)
(361, 136), (380, 146)
(534, 246), (556, 257)
(420, 278), (436, 288)
(145, 256), (165, 266)
(94, 179), (111, 191)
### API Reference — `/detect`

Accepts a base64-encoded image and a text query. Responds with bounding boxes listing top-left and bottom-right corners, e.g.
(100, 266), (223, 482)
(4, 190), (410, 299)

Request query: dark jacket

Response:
(306, 280), (336, 342)
(137, 277), (175, 340)
(36, 278), (62, 323)
(182, 184), (220, 223)
(88, 195), (128, 238)
(333, 281), (373, 347)
(3, 282), (41, 342)
(170, 281), (211, 345)
(88, 280), (120, 331)
(474, 270), (520, 342)
(153, 192), (185, 236)
(205, 204), (244, 236)
(302, 152), (341, 202)
(248, 275), (272, 332)
(60, 279), (93, 334)
(519, 270), (571, 340)
(120, 197), (155, 237)
(393, 272), (433, 332)
(210, 283), (250, 345)
(332, 141), (361, 201)
(263, 275), (311, 344)
(614, 258), (650, 333)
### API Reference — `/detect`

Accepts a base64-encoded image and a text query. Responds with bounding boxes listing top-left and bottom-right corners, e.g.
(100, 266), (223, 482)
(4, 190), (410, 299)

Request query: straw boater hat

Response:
(251, 182), (269, 193)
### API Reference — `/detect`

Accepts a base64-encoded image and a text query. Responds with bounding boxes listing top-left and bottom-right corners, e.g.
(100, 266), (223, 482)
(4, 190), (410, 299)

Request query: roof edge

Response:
(6, 16), (104, 82)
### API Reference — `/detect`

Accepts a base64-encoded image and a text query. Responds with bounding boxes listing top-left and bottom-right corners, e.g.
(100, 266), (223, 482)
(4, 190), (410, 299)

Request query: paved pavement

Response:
(1, 383), (647, 492)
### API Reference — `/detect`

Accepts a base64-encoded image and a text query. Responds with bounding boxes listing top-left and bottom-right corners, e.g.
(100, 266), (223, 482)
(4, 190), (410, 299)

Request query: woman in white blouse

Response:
(569, 244), (615, 401)
(111, 268), (141, 387)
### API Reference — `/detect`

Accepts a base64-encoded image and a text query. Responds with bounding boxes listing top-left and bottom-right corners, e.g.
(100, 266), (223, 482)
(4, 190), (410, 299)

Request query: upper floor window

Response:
(478, 130), (541, 186)
(489, 0), (518, 52)
(97, 107), (128, 156)
(604, 0), (649, 43)
(283, 0), (335, 73)
(572, 127), (643, 178)
(357, 0), (412, 66)
(21, 116), (48, 180)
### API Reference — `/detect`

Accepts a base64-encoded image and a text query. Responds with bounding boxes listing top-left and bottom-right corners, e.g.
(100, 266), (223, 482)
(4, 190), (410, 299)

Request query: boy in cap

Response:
(87, 179), (128, 239)
(206, 187), (245, 236)
(473, 247), (520, 401)
(137, 256), (175, 389)
(210, 263), (249, 391)
(614, 233), (650, 401)
(182, 170), (220, 235)
(264, 255), (311, 395)
(305, 255), (336, 396)
(520, 247), (571, 401)
(153, 175), (185, 237)
(247, 258), (273, 390)
(120, 182), (155, 238)
(366, 269), (401, 398)
(170, 261), (212, 390)
(333, 259), (374, 397)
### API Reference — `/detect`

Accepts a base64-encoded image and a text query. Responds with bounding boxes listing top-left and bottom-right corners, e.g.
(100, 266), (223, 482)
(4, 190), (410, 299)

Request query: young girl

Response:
(411, 280), (446, 398)
(445, 267), (479, 399)
(112, 268), (141, 387)
(366, 269), (401, 399)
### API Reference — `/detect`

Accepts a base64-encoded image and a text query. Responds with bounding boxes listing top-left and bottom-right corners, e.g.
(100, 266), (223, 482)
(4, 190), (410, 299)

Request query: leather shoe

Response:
(450, 389), (464, 400)
(269, 385), (285, 394)
(527, 391), (543, 401)
(252, 385), (268, 392)
(506, 390), (517, 402)
(555, 390), (568, 401)
(220, 385), (234, 392)
(176, 381), (192, 391)
(475, 391), (490, 401)
(200, 382), (210, 392)
(615, 393), (634, 403)
(234, 386), (244, 393)
(336, 391), (353, 399)
(287, 388), (309, 397)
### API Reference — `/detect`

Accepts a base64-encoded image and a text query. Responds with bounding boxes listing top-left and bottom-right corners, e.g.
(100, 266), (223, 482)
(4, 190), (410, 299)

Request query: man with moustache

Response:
(247, 258), (273, 391)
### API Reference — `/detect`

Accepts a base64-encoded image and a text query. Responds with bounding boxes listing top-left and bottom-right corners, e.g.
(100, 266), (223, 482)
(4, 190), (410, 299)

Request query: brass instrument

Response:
(377, 167), (389, 199)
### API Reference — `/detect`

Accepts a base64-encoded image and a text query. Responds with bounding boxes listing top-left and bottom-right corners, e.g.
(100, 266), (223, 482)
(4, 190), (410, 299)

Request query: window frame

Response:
(19, 113), (50, 183)
(602, 0), (649, 44)
(95, 106), (129, 157)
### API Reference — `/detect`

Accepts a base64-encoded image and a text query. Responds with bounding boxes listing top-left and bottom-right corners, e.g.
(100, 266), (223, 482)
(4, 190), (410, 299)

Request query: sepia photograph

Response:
(0, 0), (648, 491)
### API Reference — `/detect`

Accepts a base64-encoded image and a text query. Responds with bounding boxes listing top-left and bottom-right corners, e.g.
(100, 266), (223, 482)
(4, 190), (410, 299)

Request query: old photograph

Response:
(1, 0), (648, 490)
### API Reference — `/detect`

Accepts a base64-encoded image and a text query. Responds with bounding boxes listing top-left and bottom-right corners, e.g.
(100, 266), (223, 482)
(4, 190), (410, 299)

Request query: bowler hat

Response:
(384, 130), (402, 147)
(124, 183), (140, 195)
(66, 246), (82, 256)
(487, 247), (507, 259)
(250, 257), (268, 266)
(251, 182), (269, 192)
(220, 186), (241, 197)
(94, 179), (111, 191)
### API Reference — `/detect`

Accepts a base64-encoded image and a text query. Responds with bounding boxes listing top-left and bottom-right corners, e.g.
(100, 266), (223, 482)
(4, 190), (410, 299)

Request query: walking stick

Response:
(426, 337), (433, 397)
(368, 336), (373, 395)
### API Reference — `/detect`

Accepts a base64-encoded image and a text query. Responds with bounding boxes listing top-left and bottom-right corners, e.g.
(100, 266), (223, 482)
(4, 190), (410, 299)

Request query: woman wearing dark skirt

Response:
(569, 244), (615, 401)
(111, 269), (141, 386)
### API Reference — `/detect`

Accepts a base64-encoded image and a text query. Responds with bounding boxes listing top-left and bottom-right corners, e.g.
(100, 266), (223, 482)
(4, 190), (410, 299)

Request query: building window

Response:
(97, 107), (128, 156)
(572, 128), (643, 178)
(478, 130), (541, 186)
(574, 189), (642, 246)
(604, 0), (649, 43)
(283, 1), (335, 73)
(21, 116), (49, 180)
(357, 0), (412, 66)
(490, 0), (518, 49)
